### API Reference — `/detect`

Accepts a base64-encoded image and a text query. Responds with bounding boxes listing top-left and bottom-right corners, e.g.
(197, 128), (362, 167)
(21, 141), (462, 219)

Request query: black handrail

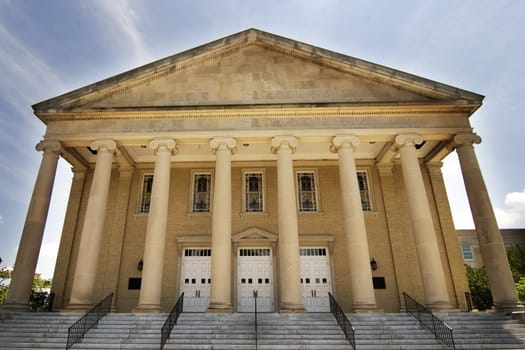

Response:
(403, 292), (455, 349)
(328, 292), (356, 349)
(253, 290), (258, 350)
(160, 292), (184, 350)
(66, 293), (113, 350)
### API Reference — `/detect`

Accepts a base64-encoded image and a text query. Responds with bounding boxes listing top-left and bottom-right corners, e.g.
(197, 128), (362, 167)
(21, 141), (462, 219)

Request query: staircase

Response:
(0, 311), (524, 349)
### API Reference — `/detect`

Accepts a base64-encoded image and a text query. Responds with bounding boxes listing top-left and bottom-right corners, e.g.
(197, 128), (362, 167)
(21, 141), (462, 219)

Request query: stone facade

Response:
(4, 29), (521, 313)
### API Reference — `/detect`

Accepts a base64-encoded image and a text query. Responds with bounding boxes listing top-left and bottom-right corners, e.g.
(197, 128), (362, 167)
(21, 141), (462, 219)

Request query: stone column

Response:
(4, 140), (62, 310)
(208, 137), (236, 312)
(395, 134), (450, 309)
(330, 135), (377, 311)
(135, 138), (176, 312)
(452, 133), (522, 311)
(271, 136), (305, 312)
(68, 140), (116, 309)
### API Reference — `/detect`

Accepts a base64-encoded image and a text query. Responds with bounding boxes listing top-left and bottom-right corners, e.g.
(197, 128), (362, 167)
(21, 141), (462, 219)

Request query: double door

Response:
(300, 247), (332, 312)
(237, 248), (274, 312)
(180, 248), (211, 312)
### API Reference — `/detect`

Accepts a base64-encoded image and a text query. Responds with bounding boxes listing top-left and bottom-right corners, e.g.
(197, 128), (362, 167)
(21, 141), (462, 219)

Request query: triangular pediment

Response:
(33, 28), (483, 116)
(232, 227), (277, 243)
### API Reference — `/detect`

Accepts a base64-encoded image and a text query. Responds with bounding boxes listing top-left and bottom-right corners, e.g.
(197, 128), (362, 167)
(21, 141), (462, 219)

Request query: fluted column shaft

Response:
(271, 136), (305, 312)
(395, 134), (450, 308)
(136, 138), (176, 312)
(208, 137), (236, 312)
(5, 141), (62, 309)
(453, 133), (521, 310)
(69, 140), (116, 308)
(331, 135), (377, 310)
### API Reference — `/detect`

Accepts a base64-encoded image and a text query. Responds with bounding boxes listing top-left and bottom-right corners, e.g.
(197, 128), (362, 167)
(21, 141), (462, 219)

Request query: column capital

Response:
(36, 140), (62, 154)
(449, 133), (482, 150)
(209, 137), (237, 154)
(271, 136), (297, 154)
(394, 134), (423, 148)
(330, 135), (360, 153)
(90, 140), (117, 153)
(149, 138), (177, 155)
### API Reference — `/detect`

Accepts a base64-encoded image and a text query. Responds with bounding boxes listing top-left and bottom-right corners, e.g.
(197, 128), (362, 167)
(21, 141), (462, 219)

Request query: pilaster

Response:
(68, 140), (116, 310)
(395, 134), (451, 309)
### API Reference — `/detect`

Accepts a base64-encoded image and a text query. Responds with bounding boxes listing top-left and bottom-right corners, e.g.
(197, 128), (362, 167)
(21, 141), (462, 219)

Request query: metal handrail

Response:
(328, 292), (356, 349)
(160, 292), (184, 350)
(403, 292), (455, 349)
(66, 293), (113, 350)
(253, 290), (258, 350)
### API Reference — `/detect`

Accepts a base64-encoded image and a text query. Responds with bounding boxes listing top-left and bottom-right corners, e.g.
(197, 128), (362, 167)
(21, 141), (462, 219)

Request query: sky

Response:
(0, 0), (524, 279)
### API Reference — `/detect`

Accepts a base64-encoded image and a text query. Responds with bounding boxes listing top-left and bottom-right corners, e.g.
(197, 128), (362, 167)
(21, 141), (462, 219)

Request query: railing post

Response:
(253, 290), (258, 350)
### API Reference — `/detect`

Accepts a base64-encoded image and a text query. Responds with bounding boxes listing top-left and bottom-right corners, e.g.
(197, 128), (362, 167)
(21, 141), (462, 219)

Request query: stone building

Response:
(458, 229), (525, 268)
(4, 29), (521, 313)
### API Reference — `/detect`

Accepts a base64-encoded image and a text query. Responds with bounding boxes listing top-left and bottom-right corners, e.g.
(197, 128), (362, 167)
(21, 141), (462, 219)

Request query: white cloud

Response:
(494, 189), (525, 228)
(0, 215), (3, 224)
(91, 0), (151, 64)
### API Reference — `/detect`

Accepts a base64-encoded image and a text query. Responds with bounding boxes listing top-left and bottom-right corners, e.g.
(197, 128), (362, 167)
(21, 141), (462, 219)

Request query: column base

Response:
(207, 302), (233, 313)
(133, 304), (162, 313)
(280, 302), (306, 313)
(426, 301), (454, 311)
(0, 302), (31, 312)
(353, 303), (382, 313)
(66, 303), (93, 312)
(493, 301), (524, 314)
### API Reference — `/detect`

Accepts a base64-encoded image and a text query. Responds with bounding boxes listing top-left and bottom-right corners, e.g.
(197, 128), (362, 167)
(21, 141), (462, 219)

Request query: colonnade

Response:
(3, 133), (521, 313)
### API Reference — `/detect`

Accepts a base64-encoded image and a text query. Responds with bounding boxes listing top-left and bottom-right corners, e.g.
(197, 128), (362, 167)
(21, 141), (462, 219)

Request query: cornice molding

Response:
(40, 103), (476, 122)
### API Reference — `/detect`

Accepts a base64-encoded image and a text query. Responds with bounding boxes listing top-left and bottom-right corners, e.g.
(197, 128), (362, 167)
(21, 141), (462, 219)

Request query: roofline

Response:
(32, 28), (484, 113)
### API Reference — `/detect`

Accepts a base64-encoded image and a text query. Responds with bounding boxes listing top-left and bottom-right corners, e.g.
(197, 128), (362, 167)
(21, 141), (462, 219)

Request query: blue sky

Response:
(0, 0), (524, 278)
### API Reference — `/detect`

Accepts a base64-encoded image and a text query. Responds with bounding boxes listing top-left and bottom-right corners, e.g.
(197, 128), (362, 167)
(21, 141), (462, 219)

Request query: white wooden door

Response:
(300, 247), (332, 312)
(237, 248), (274, 312)
(180, 248), (211, 312)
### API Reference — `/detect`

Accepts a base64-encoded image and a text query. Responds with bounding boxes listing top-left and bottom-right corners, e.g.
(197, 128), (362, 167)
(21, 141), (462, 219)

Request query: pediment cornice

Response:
(33, 28), (483, 119)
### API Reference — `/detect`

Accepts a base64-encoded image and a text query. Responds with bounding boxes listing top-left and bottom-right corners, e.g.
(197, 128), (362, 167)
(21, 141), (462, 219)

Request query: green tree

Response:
(516, 277), (525, 304)
(465, 265), (493, 311)
(507, 245), (525, 283)
(0, 266), (13, 306)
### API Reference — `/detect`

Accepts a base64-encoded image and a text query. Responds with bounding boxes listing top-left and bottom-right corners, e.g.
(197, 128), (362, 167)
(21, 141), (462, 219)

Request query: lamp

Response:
(370, 257), (377, 270)
(137, 259), (143, 271)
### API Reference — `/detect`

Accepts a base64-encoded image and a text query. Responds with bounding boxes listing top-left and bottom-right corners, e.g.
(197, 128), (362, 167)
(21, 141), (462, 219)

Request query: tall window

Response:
(139, 174), (154, 213)
(357, 171), (372, 211)
(461, 243), (474, 261)
(244, 172), (263, 212)
(192, 173), (211, 212)
(297, 171), (318, 212)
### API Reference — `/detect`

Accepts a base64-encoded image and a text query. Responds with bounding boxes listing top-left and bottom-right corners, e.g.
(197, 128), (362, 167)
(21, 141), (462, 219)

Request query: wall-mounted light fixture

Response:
(370, 257), (377, 270)
(137, 259), (143, 271)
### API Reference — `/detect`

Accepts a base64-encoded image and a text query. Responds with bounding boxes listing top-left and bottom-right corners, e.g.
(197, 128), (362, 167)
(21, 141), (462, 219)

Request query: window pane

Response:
(139, 174), (154, 213)
(297, 172), (318, 212)
(193, 174), (211, 212)
(461, 243), (474, 261)
(357, 171), (372, 211)
(245, 172), (263, 212)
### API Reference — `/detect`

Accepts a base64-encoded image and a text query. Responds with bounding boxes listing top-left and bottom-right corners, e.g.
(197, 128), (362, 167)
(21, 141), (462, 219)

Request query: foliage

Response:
(0, 267), (12, 306)
(0, 268), (52, 310)
(465, 265), (493, 311)
(516, 277), (525, 304)
(507, 245), (525, 283)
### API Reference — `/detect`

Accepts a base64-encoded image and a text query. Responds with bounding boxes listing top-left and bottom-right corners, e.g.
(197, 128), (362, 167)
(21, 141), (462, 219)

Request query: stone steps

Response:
(0, 311), (524, 349)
